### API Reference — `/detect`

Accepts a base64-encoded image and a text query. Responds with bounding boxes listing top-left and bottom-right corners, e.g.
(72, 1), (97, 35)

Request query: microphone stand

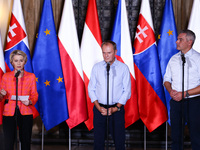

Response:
(15, 70), (20, 150)
(181, 53), (186, 150)
(106, 63), (110, 150)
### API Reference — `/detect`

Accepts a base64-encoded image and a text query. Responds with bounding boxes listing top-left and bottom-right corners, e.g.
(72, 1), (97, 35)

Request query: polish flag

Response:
(80, 0), (103, 130)
(58, 0), (88, 129)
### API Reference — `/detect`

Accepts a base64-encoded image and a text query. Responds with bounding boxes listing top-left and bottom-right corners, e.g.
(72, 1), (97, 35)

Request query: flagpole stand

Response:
(69, 128), (71, 150)
(42, 123), (44, 150)
(144, 125), (146, 150)
(165, 121), (168, 150)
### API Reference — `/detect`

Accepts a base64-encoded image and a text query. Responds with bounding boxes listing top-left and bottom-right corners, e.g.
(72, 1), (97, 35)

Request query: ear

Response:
(188, 40), (193, 47)
(115, 50), (117, 55)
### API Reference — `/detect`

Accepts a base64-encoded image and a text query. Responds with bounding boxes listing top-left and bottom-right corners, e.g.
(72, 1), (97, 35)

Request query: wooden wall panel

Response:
(172, 0), (193, 33)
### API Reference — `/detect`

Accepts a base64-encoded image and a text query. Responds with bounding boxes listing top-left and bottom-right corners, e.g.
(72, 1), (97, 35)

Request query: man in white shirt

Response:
(88, 41), (131, 150)
(164, 30), (200, 150)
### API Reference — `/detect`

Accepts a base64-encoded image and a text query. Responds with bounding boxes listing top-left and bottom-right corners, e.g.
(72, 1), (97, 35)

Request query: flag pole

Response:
(144, 125), (146, 150)
(69, 128), (71, 150)
(42, 123), (44, 150)
(165, 121), (168, 150)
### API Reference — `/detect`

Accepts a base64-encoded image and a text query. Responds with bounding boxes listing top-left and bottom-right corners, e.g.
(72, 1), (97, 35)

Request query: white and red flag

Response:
(58, 0), (88, 129)
(80, 0), (103, 130)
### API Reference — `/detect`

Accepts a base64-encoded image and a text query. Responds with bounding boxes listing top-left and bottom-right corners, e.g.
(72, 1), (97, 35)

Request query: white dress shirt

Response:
(164, 48), (200, 98)
(88, 59), (131, 105)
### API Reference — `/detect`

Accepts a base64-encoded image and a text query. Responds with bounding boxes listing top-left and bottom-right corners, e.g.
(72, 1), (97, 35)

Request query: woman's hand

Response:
(0, 89), (6, 100)
(0, 89), (7, 96)
(21, 100), (31, 106)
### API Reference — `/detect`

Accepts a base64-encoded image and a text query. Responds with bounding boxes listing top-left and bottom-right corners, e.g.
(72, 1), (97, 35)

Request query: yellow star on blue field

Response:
(44, 29), (50, 35)
(158, 34), (161, 40)
(57, 76), (63, 83)
(167, 29), (173, 36)
(44, 80), (50, 86)
(36, 77), (38, 82)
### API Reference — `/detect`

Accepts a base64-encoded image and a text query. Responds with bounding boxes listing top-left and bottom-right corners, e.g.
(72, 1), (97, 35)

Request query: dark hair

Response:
(101, 40), (117, 51)
(179, 29), (196, 45)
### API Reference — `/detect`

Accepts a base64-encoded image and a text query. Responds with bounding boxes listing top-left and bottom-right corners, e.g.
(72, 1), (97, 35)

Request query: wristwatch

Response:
(115, 105), (120, 111)
(186, 90), (190, 98)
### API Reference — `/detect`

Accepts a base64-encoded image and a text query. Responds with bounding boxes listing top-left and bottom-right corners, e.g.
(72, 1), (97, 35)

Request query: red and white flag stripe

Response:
(80, 0), (103, 130)
(58, 0), (88, 129)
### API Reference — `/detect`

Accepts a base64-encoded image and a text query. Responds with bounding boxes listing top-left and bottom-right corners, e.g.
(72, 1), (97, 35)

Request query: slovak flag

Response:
(4, 0), (32, 73)
(111, 0), (139, 127)
(4, 0), (38, 118)
(80, 0), (103, 130)
(133, 0), (168, 132)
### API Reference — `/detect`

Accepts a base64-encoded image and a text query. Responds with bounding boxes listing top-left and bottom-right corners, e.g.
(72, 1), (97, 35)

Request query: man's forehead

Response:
(178, 33), (186, 38)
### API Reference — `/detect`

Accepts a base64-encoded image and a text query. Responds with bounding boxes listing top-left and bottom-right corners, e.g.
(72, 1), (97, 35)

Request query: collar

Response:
(12, 70), (27, 77)
(103, 58), (118, 67)
(178, 48), (193, 57)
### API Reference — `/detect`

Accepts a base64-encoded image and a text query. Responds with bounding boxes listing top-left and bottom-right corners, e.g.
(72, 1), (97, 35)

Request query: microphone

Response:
(106, 62), (110, 72)
(15, 70), (21, 78)
(181, 53), (186, 64)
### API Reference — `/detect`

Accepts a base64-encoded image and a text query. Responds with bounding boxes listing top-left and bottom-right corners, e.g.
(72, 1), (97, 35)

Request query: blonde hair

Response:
(10, 50), (27, 67)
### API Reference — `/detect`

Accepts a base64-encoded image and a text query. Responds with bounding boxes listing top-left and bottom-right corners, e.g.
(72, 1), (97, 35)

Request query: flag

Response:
(4, 0), (32, 72)
(157, 0), (178, 124)
(133, 0), (167, 132)
(58, 0), (88, 129)
(80, 0), (103, 130)
(111, 0), (139, 127)
(4, 0), (38, 118)
(32, 0), (68, 130)
(0, 31), (6, 125)
(188, 0), (200, 53)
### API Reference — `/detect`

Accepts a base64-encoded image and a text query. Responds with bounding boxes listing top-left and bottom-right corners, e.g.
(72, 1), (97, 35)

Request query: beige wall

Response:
(0, 0), (13, 46)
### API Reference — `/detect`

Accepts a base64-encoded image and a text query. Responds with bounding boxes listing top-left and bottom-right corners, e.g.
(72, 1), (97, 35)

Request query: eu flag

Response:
(32, 0), (69, 130)
(157, 0), (178, 124)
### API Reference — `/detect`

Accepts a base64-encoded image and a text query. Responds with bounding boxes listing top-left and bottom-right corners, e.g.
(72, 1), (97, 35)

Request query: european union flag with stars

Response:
(157, 0), (179, 124)
(32, 0), (68, 130)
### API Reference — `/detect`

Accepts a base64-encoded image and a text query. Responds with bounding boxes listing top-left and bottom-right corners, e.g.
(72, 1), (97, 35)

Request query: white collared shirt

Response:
(164, 48), (200, 98)
(88, 59), (131, 105)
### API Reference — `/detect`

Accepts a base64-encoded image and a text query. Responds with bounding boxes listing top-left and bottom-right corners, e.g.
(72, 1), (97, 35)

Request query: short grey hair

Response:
(179, 29), (196, 46)
(101, 40), (117, 51)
